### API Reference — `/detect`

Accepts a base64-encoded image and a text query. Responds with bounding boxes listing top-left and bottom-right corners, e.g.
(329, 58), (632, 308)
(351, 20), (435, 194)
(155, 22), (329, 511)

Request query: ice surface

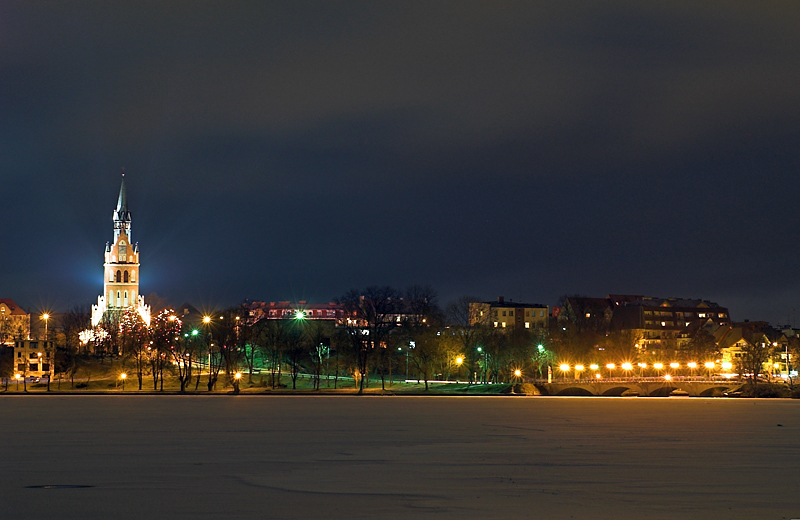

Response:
(1, 396), (798, 519)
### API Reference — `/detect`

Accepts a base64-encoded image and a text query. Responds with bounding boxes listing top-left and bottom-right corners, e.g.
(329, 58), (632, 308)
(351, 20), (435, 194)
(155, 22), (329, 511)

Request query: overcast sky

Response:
(2, 2), (799, 323)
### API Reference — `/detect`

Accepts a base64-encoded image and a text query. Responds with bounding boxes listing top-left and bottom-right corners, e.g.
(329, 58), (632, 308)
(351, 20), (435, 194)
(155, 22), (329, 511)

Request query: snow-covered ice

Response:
(1, 395), (798, 519)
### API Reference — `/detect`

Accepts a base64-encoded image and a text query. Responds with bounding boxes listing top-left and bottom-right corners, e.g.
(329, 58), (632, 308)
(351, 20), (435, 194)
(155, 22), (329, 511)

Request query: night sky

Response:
(3, 2), (799, 323)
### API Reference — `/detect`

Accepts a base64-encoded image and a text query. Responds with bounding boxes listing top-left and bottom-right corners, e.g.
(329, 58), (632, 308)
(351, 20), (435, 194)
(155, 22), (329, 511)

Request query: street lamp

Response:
(455, 356), (463, 382)
(559, 363), (570, 381)
(41, 313), (50, 340)
(120, 372), (127, 391)
(606, 363), (615, 379)
(574, 364), (584, 380)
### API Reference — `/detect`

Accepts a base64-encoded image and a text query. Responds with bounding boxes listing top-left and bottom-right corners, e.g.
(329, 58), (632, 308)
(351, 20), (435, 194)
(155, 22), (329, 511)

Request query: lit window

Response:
(525, 322), (530, 329)
(585, 313), (591, 318)
(493, 322), (498, 328)
(501, 322), (507, 328)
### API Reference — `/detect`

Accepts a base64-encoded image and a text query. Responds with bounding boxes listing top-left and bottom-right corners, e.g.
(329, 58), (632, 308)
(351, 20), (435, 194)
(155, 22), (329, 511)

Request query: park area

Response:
(1, 396), (798, 519)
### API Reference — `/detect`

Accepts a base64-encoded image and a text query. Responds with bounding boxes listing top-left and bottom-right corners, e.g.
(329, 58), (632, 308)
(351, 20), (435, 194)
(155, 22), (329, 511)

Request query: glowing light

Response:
(670, 362), (680, 369)
(456, 357), (463, 365)
(120, 373), (127, 380)
(621, 362), (633, 371)
(559, 364), (570, 372)
(606, 363), (616, 370)
(191, 329), (199, 336)
(653, 363), (664, 370)
(295, 311), (305, 320)
(595, 373), (602, 379)
(774, 363), (780, 369)
(638, 363), (647, 368)
(704, 362), (715, 369)
(513, 369), (522, 377)
(589, 364), (599, 370)
(42, 313), (50, 320)
(664, 374), (672, 381)
(234, 372), (242, 380)
(575, 364), (585, 371)
(203, 316), (211, 324)
(687, 362), (697, 369)
(722, 362), (733, 370)
(14, 373), (21, 380)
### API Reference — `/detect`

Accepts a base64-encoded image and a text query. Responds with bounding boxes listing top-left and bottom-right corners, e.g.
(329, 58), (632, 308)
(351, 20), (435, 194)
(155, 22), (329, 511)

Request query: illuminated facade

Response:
(91, 176), (150, 326)
(470, 297), (549, 329)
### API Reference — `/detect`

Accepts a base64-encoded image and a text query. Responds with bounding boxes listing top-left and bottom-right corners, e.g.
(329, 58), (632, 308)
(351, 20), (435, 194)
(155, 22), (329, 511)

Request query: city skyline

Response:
(3, 2), (800, 323)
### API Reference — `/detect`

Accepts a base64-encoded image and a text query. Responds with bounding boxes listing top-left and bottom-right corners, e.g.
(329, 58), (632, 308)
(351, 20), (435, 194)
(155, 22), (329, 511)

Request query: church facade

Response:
(91, 176), (151, 327)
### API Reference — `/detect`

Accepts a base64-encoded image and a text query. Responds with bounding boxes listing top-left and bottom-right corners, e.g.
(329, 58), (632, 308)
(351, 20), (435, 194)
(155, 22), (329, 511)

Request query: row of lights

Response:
(558, 361), (734, 372)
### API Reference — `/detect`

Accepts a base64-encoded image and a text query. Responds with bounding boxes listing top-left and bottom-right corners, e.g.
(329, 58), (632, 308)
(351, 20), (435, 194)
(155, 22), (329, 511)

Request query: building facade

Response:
(244, 301), (345, 324)
(609, 296), (730, 355)
(13, 339), (55, 380)
(91, 175), (150, 327)
(471, 297), (549, 329)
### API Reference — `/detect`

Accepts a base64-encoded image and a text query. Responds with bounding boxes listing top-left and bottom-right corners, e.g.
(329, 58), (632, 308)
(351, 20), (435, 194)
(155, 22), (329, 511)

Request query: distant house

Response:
(470, 296), (549, 330)
(13, 339), (55, 380)
(0, 299), (30, 345)
(608, 296), (731, 356)
(243, 301), (345, 324)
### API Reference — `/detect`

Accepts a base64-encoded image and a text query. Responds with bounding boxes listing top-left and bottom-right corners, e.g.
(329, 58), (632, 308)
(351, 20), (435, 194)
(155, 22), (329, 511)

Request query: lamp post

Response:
(41, 313), (49, 340)
(408, 341), (415, 381)
(455, 356), (463, 382)
(704, 361), (715, 380)
(120, 372), (127, 391)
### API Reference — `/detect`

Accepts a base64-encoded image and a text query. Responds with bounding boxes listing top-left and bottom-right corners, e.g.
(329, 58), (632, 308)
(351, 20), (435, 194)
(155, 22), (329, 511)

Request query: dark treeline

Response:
(5, 287), (799, 394)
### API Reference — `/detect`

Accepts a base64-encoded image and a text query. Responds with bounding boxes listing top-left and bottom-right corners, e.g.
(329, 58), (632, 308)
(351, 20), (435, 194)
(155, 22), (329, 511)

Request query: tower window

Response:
(124, 291), (128, 307)
(124, 271), (129, 283)
(116, 270), (121, 282)
(131, 270), (136, 282)
(117, 291), (121, 307)
(119, 242), (127, 262)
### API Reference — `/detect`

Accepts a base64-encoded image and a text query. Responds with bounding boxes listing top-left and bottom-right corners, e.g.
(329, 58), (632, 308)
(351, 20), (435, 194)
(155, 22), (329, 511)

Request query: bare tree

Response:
(337, 286), (401, 394)
(445, 296), (489, 383)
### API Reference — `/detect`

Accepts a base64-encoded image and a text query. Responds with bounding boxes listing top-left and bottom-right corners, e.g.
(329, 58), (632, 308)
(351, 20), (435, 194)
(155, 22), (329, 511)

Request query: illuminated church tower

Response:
(91, 175), (151, 326)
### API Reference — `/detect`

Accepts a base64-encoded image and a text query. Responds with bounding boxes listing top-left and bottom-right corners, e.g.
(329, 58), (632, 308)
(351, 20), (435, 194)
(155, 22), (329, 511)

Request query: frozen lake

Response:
(1, 396), (798, 519)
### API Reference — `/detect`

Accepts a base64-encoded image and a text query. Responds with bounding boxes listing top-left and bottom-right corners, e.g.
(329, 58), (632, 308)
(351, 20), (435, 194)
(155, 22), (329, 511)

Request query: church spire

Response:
(112, 173), (131, 240)
(116, 173), (128, 216)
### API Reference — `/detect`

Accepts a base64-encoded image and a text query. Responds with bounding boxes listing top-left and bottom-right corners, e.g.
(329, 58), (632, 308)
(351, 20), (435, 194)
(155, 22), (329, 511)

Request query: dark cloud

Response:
(2, 1), (800, 323)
